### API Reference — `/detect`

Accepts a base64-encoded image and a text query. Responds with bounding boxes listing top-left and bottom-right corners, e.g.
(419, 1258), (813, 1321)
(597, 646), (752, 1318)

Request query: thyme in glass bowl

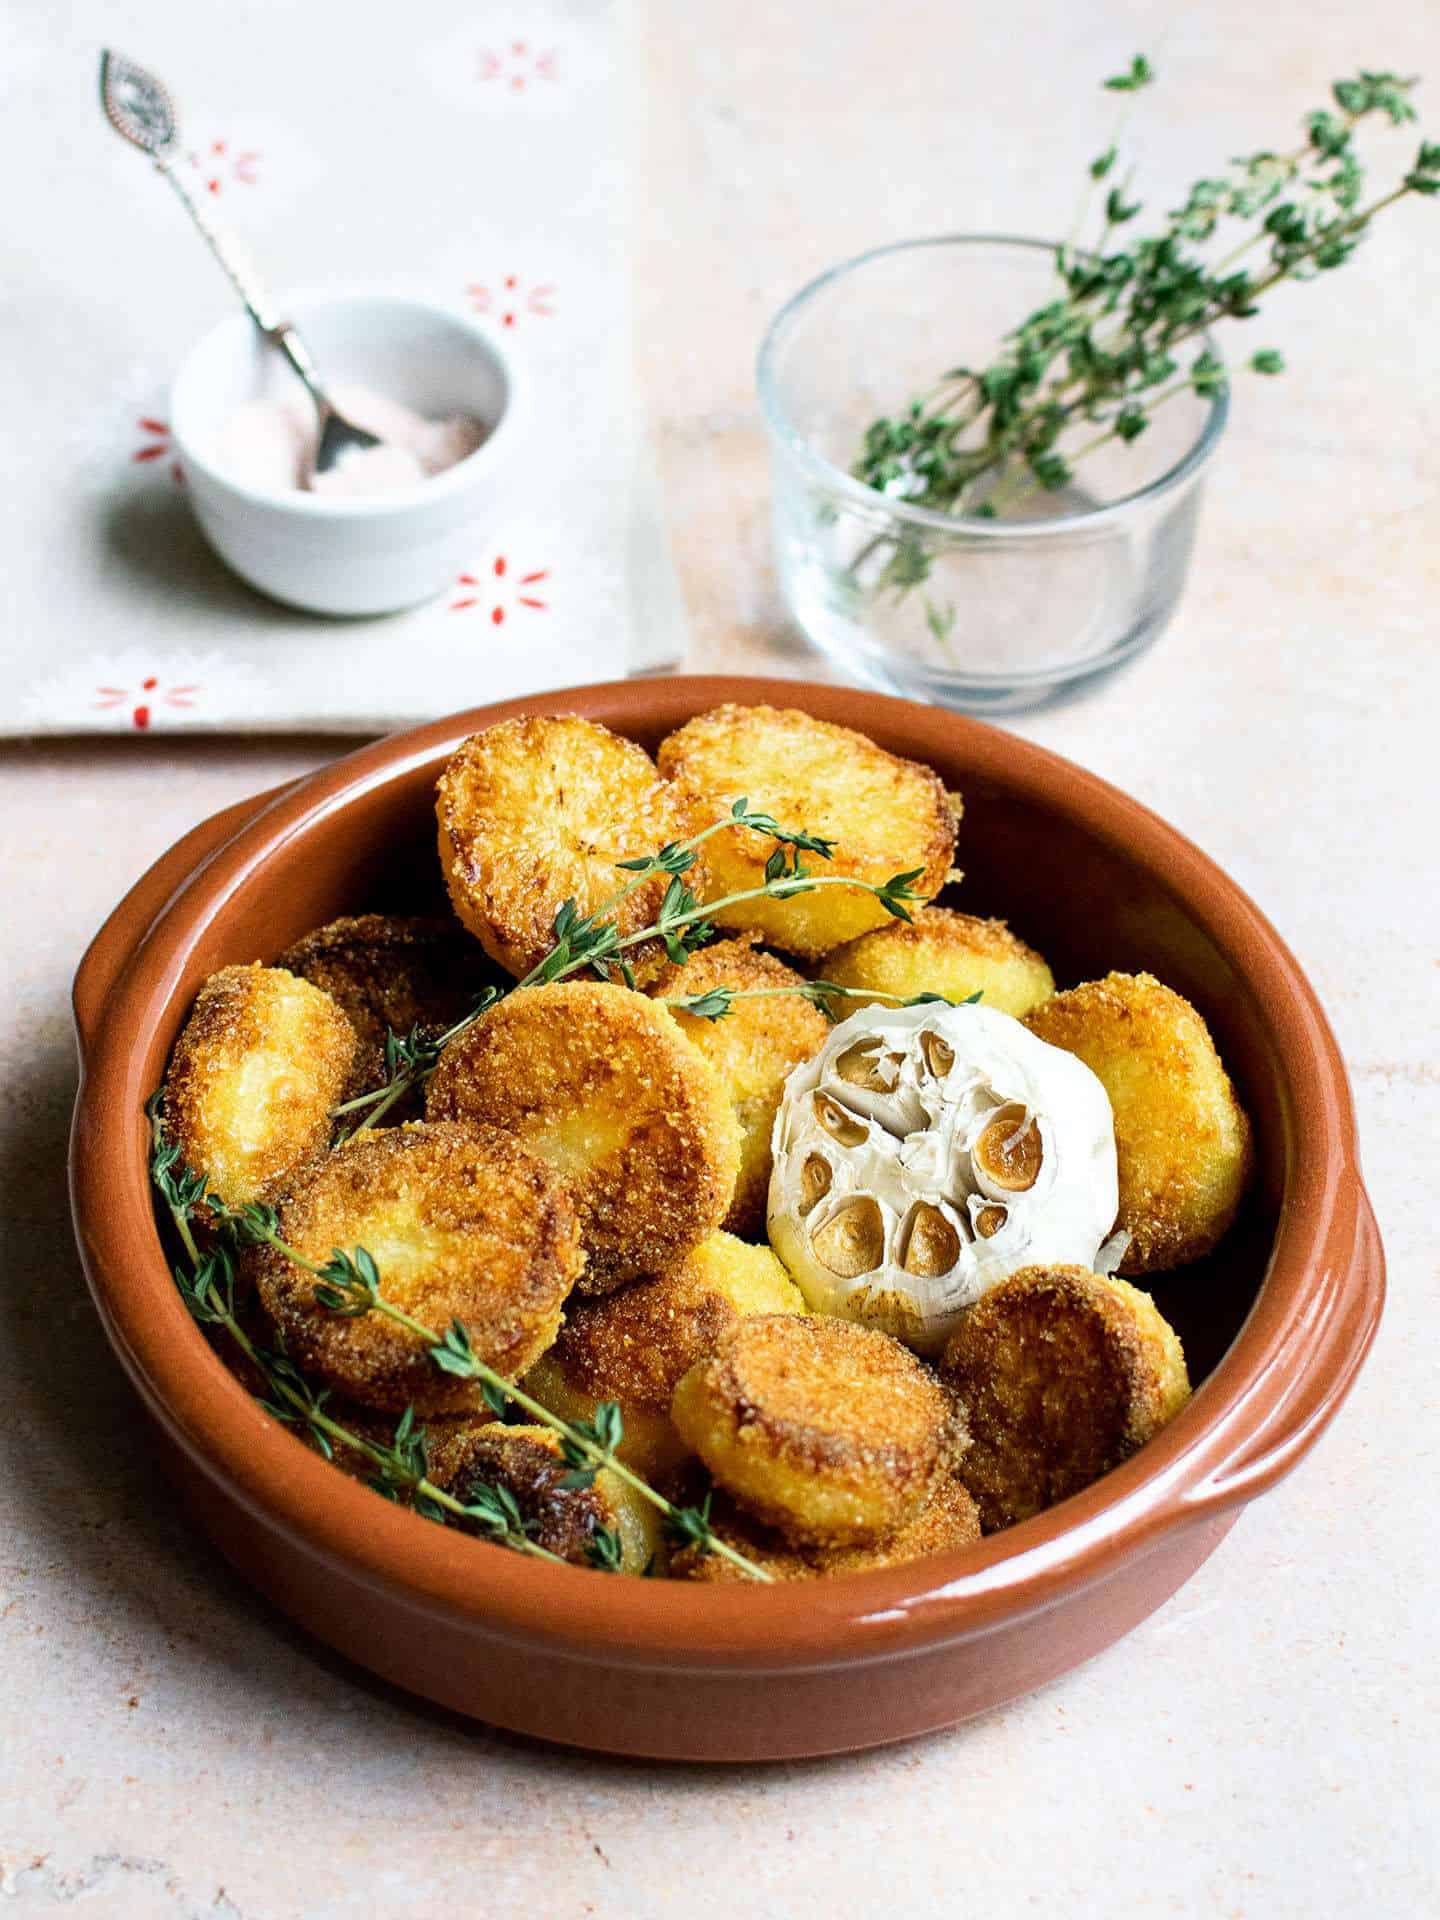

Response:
(850, 62), (1439, 601)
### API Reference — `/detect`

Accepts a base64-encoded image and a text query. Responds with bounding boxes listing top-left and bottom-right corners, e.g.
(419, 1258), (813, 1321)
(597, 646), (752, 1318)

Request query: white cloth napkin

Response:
(0, 0), (683, 736)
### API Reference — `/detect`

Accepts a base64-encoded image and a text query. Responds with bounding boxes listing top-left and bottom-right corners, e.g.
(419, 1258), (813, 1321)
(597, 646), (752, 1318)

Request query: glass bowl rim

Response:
(755, 232), (1230, 540)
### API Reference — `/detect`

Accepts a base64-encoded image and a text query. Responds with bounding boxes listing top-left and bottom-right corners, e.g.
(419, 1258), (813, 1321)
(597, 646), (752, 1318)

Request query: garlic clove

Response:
(811, 1196), (885, 1277)
(974, 1202), (1009, 1239)
(920, 1030), (954, 1080)
(834, 1037), (891, 1091)
(813, 1092), (867, 1148)
(899, 1202), (962, 1277)
(798, 1152), (833, 1216)
(848, 1284), (927, 1349)
(972, 1102), (1043, 1193)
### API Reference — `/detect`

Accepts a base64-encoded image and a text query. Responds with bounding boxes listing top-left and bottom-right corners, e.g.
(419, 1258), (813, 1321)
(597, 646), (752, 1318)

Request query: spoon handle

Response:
(100, 51), (344, 432)
(154, 150), (280, 334)
(154, 154), (333, 409)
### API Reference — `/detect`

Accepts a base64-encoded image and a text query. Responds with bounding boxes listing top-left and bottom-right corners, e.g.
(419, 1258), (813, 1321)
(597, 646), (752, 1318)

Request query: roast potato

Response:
(427, 982), (740, 1292)
(523, 1232), (805, 1479)
(253, 1120), (583, 1414)
(436, 715), (691, 983)
(279, 913), (489, 1111)
(670, 1313), (951, 1547)
(657, 704), (957, 959)
(1025, 971), (1252, 1273)
(822, 908), (1054, 1019)
(941, 1263), (1190, 1530)
(162, 963), (357, 1210)
(669, 1465), (980, 1583)
(650, 934), (829, 1236)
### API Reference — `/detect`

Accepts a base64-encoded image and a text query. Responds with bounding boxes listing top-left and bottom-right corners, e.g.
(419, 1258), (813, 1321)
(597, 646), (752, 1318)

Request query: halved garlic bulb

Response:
(767, 1002), (1119, 1353)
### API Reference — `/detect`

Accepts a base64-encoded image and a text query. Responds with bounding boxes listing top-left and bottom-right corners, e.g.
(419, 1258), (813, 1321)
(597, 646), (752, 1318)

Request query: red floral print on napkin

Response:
(466, 276), (557, 328)
(132, 418), (184, 484)
(449, 554), (550, 624)
(187, 138), (262, 196)
(477, 41), (557, 91)
(25, 649), (255, 733)
(94, 676), (200, 731)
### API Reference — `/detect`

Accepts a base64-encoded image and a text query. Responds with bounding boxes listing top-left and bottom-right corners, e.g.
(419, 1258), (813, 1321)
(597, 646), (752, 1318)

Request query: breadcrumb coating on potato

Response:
(670, 1313), (950, 1547)
(253, 1120), (584, 1415)
(657, 704), (957, 958)
(426, 981), (741, 1294)
(163, 962), (358, 1210)
(650, 935), (829, 1235)
(278, 914), (493, 1110)
(523, 1232), (804, 1477)
(436, 715), (692, 983)
(823, 908), (1055, 1019)
(941, 1263), (1190, 1531)
(669, 1465), (980, 1583)
(1025, 971), (1253, 1274)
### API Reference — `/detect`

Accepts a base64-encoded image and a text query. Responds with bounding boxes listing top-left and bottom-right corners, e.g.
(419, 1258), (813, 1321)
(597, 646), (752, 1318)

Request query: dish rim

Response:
(69, 675), (1381, 1671)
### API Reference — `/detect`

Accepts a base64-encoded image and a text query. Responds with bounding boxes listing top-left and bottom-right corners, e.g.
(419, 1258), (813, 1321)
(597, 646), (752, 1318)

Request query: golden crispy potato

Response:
(1025, 971), (1252, 1273)
(426, 981), (740, 1293)
(523, 1232), (806, 1479)
(657, 704), (957, 959)
(941, 1264), (1190, 1531)
(278, 914), (490, 1108)
(670, 1314), (950, 1547)
(254, 1120), (584, 1415)
(163, 962), (357, 1209)
(649, 935), (829, 1235)
(427, 1423), (661, 1574)
(822, 908), (1055, 1018)
(670, 1464), (980, 1582)
(436, 715), (692, 983)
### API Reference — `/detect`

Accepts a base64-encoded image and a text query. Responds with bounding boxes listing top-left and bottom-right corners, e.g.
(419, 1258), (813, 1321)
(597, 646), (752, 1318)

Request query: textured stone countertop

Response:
(2, 1), (1436, 1914)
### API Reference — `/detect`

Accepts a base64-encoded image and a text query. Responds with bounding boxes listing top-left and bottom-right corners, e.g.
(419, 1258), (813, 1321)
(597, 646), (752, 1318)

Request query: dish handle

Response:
(1180, 1186), (1385, 1517)
(72, 785), (292, 1064)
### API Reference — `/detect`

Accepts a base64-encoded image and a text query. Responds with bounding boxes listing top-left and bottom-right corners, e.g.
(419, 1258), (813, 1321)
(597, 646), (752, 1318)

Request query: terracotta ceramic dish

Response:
(69, 677), (1384, 1761)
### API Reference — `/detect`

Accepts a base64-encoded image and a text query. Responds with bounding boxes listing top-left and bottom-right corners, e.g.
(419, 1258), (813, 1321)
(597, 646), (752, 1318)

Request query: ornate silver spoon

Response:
(99, 49), (382, 477)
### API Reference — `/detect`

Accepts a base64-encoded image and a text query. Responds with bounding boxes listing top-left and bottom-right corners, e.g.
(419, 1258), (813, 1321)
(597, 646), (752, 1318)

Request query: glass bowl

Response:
(757, 236), (1229, 712)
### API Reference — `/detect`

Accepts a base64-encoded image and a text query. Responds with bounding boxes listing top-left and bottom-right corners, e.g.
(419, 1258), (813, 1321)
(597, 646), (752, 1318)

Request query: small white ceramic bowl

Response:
(169, 292), (520, 616)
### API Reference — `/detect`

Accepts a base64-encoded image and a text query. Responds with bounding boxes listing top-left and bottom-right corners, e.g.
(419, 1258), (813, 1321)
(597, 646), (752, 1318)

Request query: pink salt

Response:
(213, 383), (486, 498)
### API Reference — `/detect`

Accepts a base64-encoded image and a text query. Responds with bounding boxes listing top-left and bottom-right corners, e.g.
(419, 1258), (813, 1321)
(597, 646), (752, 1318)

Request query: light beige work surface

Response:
(2, 1), (1436, 1914)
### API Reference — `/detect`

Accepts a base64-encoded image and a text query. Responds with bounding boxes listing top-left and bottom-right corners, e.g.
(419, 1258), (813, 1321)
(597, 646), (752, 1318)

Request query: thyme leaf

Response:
(847, 62), (1436, 601)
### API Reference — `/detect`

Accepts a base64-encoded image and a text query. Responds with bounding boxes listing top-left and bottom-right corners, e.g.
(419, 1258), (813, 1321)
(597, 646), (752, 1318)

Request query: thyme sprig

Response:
(335, 800), (924, 1136)
(222, 1209), (775, 1583)
(663, 982), (983, 1022)
(150, 1100), (772, 1579)
(152, 794), (938, 1584)
(849, 63), (1439, 601)
(147, 1100), (570, 1565)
